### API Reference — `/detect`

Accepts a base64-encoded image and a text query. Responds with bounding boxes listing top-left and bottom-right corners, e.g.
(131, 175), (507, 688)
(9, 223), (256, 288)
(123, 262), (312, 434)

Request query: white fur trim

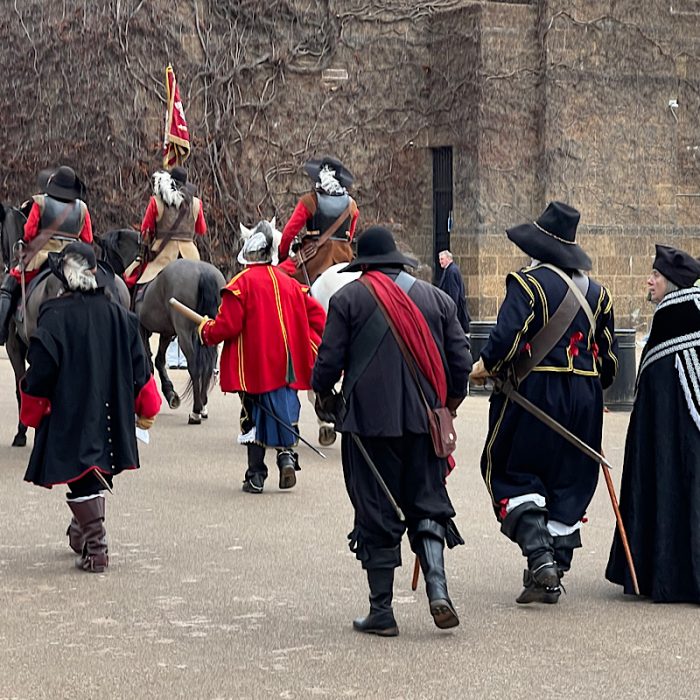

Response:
(676, 352), (700, 433)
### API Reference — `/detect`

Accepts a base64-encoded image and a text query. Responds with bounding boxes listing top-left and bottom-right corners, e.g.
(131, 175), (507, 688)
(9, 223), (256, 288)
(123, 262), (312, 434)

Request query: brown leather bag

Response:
(427, 406), (457, 459)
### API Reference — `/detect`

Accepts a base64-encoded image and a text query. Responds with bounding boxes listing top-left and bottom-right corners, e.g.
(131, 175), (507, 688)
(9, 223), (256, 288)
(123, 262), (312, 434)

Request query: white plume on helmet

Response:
(63, 252), (97, 291)
(238, 218), (281, 266)
(153, 170), (185, 208)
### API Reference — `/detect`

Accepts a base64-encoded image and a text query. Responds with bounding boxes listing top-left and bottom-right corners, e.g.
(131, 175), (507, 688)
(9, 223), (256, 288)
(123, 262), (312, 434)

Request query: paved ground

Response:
(0, 349), (698, 699)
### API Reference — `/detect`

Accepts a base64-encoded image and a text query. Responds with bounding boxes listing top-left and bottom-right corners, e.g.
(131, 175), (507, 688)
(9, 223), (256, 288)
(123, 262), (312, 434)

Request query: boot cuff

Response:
(500, 501), (548, 541)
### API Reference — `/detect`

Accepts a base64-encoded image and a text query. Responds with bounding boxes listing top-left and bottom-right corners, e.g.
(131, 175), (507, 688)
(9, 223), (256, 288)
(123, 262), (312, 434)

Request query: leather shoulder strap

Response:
(540, 263), (596, 330)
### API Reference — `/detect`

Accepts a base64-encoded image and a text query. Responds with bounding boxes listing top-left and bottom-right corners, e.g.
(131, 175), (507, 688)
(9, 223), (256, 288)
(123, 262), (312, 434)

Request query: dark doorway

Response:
(432, 146), (453, 283)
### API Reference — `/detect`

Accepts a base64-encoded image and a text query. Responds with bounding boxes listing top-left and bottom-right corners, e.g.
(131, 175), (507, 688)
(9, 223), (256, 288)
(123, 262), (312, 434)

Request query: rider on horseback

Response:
(278, 156), (359, 285)
(124, 166), (206, 291)
(0, 165), (92, 344)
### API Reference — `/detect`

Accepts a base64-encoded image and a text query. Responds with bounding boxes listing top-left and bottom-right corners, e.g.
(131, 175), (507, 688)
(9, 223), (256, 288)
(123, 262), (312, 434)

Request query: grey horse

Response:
(0, 204), (130, 446)
(100, 229), (225, 424)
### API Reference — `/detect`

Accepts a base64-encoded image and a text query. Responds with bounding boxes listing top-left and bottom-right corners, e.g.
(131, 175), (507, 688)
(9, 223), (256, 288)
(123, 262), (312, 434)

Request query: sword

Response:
(494, 377), (640, 595)
(250, 396), (327, 459)
(350, 433), (405, 522)
(16, 240), (28, 341)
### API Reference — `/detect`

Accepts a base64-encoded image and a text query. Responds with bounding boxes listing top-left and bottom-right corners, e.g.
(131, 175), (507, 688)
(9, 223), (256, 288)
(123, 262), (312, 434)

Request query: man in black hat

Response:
(312, 226), (471, 636)
(124, 166), (206, 289)
(19, 242), (161, 573)
(606, 244), (700, 603)
(0, 165), (92, 345)
(470, 201), (618, 604)
(277, 156), (359, 284)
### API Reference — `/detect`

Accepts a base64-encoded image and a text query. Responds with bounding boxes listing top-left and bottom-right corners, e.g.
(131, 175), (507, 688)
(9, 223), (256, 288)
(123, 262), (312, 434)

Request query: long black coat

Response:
(23, 289), (153, 487)
(437, 262), (470, 333)
(312, 266), (472, 436)
(606, 287), (700, 602)
(480, 264), (618, 525)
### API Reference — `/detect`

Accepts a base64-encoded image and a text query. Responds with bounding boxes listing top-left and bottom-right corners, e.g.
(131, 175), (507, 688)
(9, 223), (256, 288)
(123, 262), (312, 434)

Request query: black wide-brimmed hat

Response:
(303, 156), (354, 188)
(653, 244), (700, 288)
(506, 201), (592, 271)
(48, 241), (97, 286)
(45, 165), (85, 202)
(344, 226), (418, 272)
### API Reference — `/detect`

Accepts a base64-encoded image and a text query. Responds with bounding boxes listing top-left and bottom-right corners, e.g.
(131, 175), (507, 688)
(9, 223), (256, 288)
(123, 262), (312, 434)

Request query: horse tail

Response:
(185, 269), (220, 394)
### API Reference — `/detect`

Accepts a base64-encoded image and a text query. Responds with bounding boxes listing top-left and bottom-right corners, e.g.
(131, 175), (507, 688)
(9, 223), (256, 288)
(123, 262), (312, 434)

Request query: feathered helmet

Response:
(238, 218), (281, 266)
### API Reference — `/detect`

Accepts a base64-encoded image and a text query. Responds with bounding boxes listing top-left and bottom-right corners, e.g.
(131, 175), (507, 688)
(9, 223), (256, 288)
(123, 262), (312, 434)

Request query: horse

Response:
(0, 205), (130, 446)
(99, 228), (225, 424)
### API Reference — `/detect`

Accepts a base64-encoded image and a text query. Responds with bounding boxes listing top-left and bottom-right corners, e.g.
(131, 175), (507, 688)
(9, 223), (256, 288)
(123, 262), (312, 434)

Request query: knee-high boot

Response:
(553, 531), (582, 580)
(66, 497), (84, 554)
(68, 495), (109, 573)
(353, 568), (399, 637)
(410, 519), (459, 629)
(276, 449), (298, 490)
(242, 444), (267, 493)
(501, 503), (560, 604)
(0, 276), (20, 345)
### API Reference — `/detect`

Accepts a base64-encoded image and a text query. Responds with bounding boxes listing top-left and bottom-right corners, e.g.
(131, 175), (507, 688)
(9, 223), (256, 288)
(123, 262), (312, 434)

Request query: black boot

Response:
(411, 519), (459, 629)
(553, 530), (582, 580)
(276, 449), (298, 490)
(0, 275), (20, 345)
(501, 503), (561, 604)
(242, 444), (267, 494)
(353, 568), (399, 637)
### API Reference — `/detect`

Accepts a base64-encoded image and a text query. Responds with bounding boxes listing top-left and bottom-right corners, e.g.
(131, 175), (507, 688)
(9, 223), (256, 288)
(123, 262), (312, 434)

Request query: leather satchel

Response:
(359, 277), (457, 458)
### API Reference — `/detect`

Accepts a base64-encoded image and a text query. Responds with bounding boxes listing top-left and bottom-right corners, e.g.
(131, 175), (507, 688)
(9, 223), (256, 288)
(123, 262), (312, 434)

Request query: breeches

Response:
(341, 432), (456, 557)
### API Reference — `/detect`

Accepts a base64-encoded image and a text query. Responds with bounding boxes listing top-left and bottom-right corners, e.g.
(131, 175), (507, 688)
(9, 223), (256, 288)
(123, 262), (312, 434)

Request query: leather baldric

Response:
(296, 202), (353, 266)
(513, 264), (596, 384)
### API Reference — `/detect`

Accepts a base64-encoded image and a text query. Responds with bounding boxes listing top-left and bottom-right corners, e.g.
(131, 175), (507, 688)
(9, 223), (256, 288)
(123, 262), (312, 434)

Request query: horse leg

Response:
(7, 326), (27, 447)
(155, 334), (180, 409)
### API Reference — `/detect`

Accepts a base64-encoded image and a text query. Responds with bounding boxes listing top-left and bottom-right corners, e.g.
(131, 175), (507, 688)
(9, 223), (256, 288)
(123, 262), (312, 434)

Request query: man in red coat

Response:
(198, 221), (326, 493)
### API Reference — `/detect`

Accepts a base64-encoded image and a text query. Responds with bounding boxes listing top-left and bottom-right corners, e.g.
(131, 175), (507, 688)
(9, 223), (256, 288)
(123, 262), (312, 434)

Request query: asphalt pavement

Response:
(0, 351), (698, 699)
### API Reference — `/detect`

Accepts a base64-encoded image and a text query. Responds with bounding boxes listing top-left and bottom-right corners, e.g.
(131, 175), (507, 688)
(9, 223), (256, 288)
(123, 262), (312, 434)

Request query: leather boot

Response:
(66, 503), (84, 555)
(553, 531), (582, 580)
(411, 519), (459, 629)
(502, 504), (560, 604)
(0, 275), (20, 345)
(242, 444), (267, 493)
(353, 568), (399, 637)
(68, 495), (109, 573)
(276, 449), (298, 490)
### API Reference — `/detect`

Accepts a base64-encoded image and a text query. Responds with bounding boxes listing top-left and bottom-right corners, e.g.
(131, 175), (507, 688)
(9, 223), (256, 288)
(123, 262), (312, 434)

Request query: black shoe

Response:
(429, 598), (460, 629)
(353, 612), (399, 637)
(242, 474), (264, 494)
(277, 450), (297, 490)
(516, 567), (561, 604)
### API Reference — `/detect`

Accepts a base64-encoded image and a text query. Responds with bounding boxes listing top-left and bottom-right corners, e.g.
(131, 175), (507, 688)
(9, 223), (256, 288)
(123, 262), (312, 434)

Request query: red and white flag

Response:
(162, 64), (190, 169)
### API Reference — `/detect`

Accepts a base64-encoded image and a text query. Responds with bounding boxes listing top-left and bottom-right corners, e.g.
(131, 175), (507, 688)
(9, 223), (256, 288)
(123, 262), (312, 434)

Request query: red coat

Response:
(200, 265), (326, 393)
(279, 193), (359, 261)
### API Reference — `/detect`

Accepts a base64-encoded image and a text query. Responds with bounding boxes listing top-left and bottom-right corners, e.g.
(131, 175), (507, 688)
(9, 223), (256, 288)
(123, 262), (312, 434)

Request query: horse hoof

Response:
(318, 426), (336, 447)
(200, 408), (209, 420)
(12, 434), (27, 447)
(188, 413), (202, 425)
(168, 394), (181, 409)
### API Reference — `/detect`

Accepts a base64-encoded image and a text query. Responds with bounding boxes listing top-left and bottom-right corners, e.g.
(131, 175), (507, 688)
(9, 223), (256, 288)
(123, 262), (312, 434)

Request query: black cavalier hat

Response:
(506, 201), (592, 271)
(45, 165), (85, 202)
(47, 241), (97, 286)
(344, 226), (418, 273)
(303, 156), (354, 188)
(653, 244), (700, 288)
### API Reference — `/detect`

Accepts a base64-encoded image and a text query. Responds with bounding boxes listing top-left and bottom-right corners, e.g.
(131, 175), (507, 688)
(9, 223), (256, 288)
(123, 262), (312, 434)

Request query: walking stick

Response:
(411, 555), (421, 591)
(600, 450), (640, 596)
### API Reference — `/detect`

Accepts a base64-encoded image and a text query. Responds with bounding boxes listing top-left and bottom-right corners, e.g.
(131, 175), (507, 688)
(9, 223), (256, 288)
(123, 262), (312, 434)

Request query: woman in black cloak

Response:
(606, 244), (700, 603)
